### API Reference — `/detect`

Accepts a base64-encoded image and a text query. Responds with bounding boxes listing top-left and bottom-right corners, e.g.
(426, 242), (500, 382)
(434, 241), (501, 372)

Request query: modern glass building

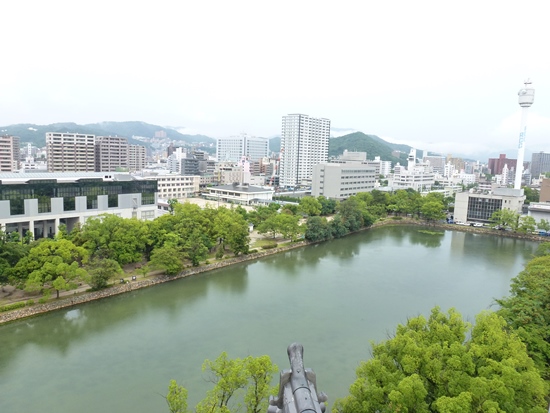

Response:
(0, 173), (157, 239)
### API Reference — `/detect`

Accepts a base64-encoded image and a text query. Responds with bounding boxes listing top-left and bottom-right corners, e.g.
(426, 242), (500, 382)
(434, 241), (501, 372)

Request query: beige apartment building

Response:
(128, 144), (146, 171)
(0, 135), (20, 172)
(46, 132), (96, 172)
(95, 136), (129, 172)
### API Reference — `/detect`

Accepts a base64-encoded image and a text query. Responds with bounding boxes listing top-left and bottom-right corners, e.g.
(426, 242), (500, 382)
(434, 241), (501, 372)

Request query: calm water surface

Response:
(0, 226), (538, 413)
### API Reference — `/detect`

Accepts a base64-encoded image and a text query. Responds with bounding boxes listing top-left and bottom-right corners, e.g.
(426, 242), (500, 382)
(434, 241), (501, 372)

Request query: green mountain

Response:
(0, 121), (216, 148)
(329, 132), (410, 163)
(269, 132), (411, 163)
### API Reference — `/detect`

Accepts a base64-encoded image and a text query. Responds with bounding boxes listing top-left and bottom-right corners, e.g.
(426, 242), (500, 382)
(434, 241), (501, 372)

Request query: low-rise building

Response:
(454, 187), (525, 224)
(311, 163), (377, 200)
(145, 174), (200, 200)
(204, 184), (274, 205)
(0, 172), (158, 238)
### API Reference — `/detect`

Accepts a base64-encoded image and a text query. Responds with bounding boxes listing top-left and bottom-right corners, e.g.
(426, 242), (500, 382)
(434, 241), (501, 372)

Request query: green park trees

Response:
(333, 307), (548, 413)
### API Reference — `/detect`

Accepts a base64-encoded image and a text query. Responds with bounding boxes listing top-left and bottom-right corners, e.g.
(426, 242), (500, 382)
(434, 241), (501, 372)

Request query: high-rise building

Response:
(0, 135), (20, 172)
(488, 154), (517, 176)
(530, 152), (550, 181)
(279, 114), (330, 188)
(128, 144), (146, 171)
(95, 136), (129, 172)
(46, 132), (96, 172)
(216, 134), (269, 162)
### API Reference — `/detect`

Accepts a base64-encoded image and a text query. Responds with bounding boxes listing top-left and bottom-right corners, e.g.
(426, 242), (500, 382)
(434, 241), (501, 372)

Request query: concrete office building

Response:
(279, 114), (330, 188)
(0, 135), (20, 172)
(216, 134), (269, 162)
(0, 172), (158, 239)
(205, 183), (274, 206)
(454, 187), (525, 224)
(312, 163), (377, 200)
(145, 175), (200, 200)
(46, 132), (96, 172)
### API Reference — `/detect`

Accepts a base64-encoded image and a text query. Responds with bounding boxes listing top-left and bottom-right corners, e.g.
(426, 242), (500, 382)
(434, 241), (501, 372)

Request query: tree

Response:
(299, 197), (322, 216)
(517, 215), (536, 234)
(166, 380), (188, 413)
(490, 209), (520, 231)
(149, 245), (185, 275)
(76, 215), (149, 264)
(198, 352), (248, 412)
(10, 239), (88, 298)
(168, 198), (179, 215)
(337, 197), (364, 231)
(84, 257), (123, 290)
(305, 216), (331, 242)
(522, 186), (539, 204)
(420, 200), (446, 224)
(184, 230), (209, 266)
(192, 352), (278, 413)
(497, 254), (550, 380)
(329, 214), (349, 238)
(333, 307), (548, 413)
(537, 218), (550, 232)
(243, 355), (279, 413)
(317, 196), (337, 216)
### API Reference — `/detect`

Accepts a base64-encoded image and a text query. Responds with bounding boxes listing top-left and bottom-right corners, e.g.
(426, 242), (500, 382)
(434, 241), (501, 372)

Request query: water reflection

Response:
(0, 226), (539, 413)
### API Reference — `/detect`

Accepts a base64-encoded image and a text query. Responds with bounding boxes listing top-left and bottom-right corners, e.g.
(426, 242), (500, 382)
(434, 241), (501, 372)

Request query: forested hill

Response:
(330, 132), (409, 163)
(0, 121), (215, 147)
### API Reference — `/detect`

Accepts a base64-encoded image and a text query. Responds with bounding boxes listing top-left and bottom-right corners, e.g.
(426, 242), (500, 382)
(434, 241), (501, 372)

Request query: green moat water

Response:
(0, 226), (539, 413)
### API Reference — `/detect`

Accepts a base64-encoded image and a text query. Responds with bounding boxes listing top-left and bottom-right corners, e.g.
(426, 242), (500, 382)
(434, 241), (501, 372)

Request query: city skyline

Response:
(2, 1), (549, 160)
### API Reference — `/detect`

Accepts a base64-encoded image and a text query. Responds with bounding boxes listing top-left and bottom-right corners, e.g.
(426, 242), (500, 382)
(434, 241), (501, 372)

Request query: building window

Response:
(108, 194), (118, 208)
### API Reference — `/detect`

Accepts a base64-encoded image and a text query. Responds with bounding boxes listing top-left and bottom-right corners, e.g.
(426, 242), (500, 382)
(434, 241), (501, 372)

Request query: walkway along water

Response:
(1, 219), (546, 325)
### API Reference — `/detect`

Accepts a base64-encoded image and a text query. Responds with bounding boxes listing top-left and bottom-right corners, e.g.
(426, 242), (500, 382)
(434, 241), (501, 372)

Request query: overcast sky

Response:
(2, 0), (549, 160)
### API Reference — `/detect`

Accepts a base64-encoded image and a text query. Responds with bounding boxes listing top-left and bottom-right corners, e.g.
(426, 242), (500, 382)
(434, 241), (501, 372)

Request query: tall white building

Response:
(279, 114), (330, 188)
(216, 134), (269, 162)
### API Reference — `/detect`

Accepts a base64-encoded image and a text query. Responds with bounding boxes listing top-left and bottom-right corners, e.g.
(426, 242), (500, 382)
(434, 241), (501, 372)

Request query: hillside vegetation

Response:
(0, 121), (215, 148)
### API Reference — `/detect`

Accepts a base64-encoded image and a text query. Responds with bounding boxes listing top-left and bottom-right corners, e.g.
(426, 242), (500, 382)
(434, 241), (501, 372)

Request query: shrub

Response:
(0, 301), (27, 312)
(26, 300), (35, 306)
(262, 243), (278, 250)
(391, 216), (403, 220)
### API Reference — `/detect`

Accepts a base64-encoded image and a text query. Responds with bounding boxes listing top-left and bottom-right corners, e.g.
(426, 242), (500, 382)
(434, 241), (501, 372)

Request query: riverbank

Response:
(1, 218), (546, 325)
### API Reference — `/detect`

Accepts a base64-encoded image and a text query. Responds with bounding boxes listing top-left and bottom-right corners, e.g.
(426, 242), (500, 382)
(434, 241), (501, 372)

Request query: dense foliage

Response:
(497, 243), (550, 380)
(333, 307), (549, 413)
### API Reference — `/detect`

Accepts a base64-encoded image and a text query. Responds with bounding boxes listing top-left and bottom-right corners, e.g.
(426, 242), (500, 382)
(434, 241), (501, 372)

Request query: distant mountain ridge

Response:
(0, 121), (216, 148)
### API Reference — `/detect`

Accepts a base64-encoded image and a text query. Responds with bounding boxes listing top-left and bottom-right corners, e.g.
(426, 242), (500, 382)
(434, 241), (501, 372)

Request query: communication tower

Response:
(514, 79), (535, 189)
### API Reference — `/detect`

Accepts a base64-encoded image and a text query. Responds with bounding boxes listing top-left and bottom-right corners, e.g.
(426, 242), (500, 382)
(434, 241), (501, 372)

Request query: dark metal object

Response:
(268, 343), (328, 413)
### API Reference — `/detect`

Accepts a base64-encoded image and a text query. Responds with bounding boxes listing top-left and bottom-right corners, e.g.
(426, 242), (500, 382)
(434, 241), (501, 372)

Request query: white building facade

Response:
(216, 134), (269, 162)
(279, 114), (330, 188)
(312, 163), (377, 200)
(0, 173), (158, 238)
(145, 174), (200, 200)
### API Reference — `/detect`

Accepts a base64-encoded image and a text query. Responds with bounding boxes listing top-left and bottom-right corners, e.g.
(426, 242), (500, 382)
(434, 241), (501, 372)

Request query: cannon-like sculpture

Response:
(268, 343), (328, 413)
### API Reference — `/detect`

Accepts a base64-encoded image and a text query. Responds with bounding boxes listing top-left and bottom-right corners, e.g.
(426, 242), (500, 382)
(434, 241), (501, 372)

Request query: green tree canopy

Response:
(299, 197), (322, 216)
(333, 307), (548, 413)
(497, 253), (550, 380)
(10, 238), (88, 298)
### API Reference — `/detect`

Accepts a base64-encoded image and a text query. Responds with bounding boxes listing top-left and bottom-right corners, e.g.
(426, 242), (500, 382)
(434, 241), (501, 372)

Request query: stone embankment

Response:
(2, 219), (547, 325)
(0, 241), (308, 325)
